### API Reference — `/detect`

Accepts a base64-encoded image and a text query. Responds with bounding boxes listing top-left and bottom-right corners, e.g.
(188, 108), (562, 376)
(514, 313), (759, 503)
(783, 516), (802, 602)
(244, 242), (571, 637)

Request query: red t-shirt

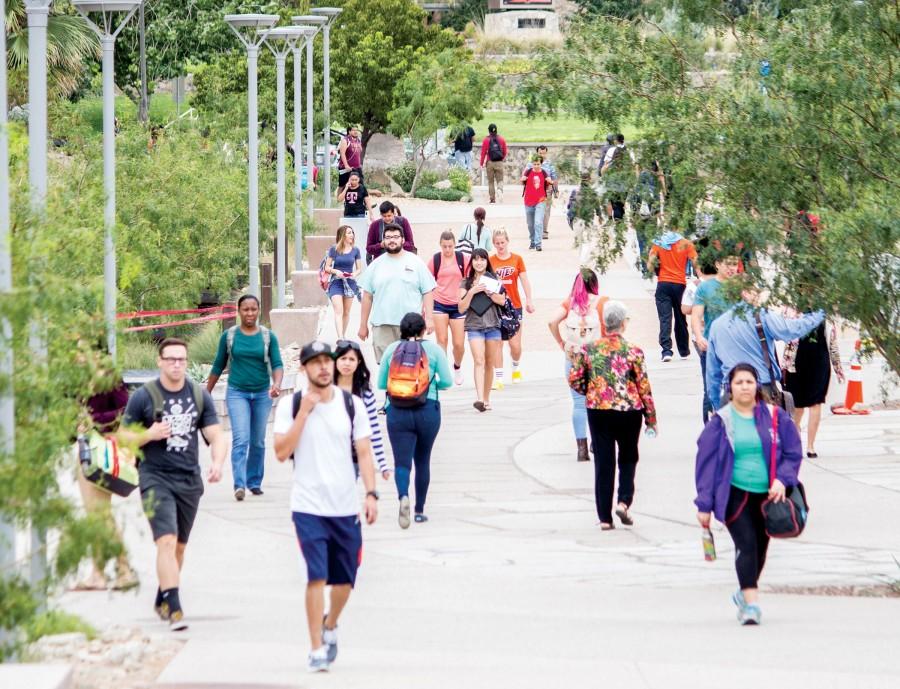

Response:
(490, 253), (527, 309)
(522, 168), (548, 207)
(649, 239), (697, 285)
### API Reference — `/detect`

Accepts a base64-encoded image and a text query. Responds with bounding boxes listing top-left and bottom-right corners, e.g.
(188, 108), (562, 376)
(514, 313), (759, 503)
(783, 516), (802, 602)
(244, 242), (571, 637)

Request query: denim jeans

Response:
(524, 202), (546, 248)
(226, 387), (273, 490)
(454, 150), (472, 171)
(386, 400), (441, 514)
(565, 358), (587, 440)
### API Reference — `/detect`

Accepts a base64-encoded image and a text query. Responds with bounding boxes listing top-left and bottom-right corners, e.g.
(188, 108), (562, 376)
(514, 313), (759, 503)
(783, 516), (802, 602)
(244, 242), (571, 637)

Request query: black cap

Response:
(299, 340), (333, 365)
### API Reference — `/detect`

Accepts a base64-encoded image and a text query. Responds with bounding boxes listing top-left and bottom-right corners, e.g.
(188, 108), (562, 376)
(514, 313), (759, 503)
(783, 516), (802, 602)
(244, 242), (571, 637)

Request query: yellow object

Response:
(512, 370), (522, 383)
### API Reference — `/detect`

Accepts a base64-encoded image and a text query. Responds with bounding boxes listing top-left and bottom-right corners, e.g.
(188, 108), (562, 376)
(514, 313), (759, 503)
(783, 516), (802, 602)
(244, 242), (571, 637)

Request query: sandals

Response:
(615, 504), (634, 526)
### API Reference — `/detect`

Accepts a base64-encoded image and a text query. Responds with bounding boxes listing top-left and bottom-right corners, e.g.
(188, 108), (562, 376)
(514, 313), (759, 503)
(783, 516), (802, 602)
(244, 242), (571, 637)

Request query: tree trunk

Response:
(409, 148), (428, 197)
(138, 2), (149, 124)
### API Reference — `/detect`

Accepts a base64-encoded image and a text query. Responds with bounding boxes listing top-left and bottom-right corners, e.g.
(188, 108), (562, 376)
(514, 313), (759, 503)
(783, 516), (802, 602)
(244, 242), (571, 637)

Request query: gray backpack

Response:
(226, 325), (272, 379)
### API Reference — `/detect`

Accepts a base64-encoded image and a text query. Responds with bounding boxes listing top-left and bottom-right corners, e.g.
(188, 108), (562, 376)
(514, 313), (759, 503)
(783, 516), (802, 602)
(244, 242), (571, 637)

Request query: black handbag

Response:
(761, 406), (809, 538)
(498, 297), (521, 339)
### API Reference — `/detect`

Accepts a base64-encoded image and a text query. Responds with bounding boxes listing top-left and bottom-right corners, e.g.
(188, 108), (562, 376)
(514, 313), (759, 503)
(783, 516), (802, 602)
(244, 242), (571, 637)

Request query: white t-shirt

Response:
(273, 386), (371, 517)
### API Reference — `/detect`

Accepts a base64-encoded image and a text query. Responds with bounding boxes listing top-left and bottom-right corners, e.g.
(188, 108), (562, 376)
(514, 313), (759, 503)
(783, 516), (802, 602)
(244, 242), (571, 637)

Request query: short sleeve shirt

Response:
(343, 185), (369, 217)
(329, 246), (361, 275)
(694, 278), (730, 338)
(490, 253), (527, 309)
(649, 239), (697, 285)
(274, 387), (371, 517)
(123, 380), (218, 475)
(431, 252), (468, 306)
(357, 252), (437, 326)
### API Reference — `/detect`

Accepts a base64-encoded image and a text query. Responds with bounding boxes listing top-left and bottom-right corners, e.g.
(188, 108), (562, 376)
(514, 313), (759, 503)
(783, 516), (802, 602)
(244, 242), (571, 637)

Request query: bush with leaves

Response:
(414, 186), (468, 202)
(448, 167), (472, 193)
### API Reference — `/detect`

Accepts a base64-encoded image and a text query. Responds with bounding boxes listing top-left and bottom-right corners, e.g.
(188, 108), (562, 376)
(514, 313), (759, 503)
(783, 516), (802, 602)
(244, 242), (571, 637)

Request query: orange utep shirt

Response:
(649, 239), (697, 285)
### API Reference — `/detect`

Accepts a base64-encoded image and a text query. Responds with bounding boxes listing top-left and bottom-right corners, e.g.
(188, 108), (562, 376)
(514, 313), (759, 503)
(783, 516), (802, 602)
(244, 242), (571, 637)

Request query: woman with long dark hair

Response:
(334, 339), (389, 479)
(458, 248), (507, 412)
(458, 207), (493, 254)
(695, 363), (803, 625)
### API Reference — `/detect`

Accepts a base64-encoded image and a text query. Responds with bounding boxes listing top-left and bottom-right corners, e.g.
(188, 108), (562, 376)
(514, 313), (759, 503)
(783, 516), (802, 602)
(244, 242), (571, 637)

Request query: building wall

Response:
(483, 9), (560, 38)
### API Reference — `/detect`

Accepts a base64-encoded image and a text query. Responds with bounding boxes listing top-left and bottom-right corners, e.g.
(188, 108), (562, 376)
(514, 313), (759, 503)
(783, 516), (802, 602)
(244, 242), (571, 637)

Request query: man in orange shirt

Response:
(648, 231), (701, 362)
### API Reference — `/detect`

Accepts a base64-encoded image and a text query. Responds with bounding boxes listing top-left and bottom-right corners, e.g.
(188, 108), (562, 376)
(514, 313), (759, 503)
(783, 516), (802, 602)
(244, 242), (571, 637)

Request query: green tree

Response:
(572, 0), (645, 18)
(523, 1), (899, 372)
(388, 47), (492, 194)
(440, 0), (486, 32)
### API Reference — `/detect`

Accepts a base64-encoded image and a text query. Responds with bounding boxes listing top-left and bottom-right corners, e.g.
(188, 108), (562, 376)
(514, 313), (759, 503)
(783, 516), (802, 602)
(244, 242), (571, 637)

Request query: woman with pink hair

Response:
(547, 268), (608, 462)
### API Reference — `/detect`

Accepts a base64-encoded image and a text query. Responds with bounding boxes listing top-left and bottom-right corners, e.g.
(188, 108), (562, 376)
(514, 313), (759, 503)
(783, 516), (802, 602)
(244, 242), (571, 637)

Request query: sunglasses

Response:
(335, 339), (362, 353)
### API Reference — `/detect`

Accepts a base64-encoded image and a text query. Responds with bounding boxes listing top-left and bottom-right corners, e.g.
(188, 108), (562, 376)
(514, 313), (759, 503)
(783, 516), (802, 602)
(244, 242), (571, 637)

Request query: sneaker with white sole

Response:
(398, 495), (411, 529)
(731, 589), (747, 616)
(492, 379), (504, 391)
(307, 647), (330, 673)
(661, 353), (673, 362)
(168, 609), (189, 631)
(322, 617), (338, 663)
(739, 604), (761, 625)
(454, 368), (463, 386)
(511, 370), (522, 384)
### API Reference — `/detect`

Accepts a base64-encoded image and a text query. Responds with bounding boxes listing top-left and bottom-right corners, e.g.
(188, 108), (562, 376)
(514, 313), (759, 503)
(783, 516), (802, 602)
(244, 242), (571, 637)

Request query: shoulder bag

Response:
(760, 406), (809, 538)
(754, 311), (795, 416)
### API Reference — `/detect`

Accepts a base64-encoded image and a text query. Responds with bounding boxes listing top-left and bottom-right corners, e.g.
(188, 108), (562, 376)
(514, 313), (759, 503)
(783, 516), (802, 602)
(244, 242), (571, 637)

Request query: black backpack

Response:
(487, 135), (504, 162)
(432, 251), (465, 278)
(290, 389), (357, 463)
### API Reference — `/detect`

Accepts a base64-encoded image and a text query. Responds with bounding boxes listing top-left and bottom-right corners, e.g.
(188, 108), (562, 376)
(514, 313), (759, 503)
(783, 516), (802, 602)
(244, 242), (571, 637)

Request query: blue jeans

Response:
(525, 202), (546, 248)
(565, 358), (588, 440)
(454, 150), (472, 171)
(386, 400), (441, 514)
(226, 387), (273, 490)
(699, 349), (712, 424)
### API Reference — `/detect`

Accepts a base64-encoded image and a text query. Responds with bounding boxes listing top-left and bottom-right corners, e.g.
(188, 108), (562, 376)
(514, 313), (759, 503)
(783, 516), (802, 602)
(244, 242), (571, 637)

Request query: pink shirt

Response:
(430, 252), (468, 306)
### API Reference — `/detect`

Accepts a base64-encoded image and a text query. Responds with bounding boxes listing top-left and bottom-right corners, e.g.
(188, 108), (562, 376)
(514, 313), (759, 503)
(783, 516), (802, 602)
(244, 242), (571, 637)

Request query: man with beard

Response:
(358, 224), (436, 363)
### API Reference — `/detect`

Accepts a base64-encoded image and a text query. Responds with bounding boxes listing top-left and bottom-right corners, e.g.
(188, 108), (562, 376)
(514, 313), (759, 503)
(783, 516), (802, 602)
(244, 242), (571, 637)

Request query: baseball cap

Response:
(299, 341), (334, 365)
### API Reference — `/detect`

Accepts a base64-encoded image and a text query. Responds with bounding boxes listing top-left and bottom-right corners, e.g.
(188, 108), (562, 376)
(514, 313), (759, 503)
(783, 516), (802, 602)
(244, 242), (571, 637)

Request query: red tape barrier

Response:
(117, 304), (235, 320)
(119, 304), (237, 333)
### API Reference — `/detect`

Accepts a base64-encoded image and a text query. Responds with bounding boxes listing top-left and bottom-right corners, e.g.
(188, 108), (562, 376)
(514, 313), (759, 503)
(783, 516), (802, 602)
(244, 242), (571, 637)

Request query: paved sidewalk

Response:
(60, 197), (900, 688)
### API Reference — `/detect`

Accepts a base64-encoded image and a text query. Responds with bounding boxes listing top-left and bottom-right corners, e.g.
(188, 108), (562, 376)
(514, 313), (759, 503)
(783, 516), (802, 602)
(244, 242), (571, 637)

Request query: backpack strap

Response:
(769, 404), (778, 488)
(260, 325), (272, 379)
(292, 390), (302, 419)
(454, 251), (465, 276)
(341, 389), (358, 465)
(432, 252), (441, 277)
(146, 379), (165, 419)
(225, 325), (238, 365)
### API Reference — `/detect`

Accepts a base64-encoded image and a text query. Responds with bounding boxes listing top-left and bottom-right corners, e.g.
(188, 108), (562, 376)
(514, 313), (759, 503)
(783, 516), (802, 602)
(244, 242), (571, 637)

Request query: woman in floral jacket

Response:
(568, 300), (657, 530)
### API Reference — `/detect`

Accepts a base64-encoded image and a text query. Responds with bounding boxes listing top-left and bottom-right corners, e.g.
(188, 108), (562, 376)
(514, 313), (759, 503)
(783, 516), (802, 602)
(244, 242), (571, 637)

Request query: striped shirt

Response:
(361, 389), (388, 473)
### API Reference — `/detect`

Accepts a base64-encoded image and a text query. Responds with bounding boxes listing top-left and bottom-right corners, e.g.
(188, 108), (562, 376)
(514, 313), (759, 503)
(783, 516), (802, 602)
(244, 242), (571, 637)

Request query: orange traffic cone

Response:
(832, 340), (870, 415)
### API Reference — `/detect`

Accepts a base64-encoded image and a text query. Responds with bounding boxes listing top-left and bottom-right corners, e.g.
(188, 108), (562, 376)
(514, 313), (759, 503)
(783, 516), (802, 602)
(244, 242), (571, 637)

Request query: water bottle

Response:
(644, 427), (657, 439)
(77, 434), (92, 468)
(701, 527), (716, 562)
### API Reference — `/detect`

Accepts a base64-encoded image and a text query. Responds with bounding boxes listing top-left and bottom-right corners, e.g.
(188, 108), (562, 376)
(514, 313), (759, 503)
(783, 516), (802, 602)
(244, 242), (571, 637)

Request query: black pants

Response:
(655, 281), (689, 357)
(586, 409), (643, 523)
(725, 486), (770, 590)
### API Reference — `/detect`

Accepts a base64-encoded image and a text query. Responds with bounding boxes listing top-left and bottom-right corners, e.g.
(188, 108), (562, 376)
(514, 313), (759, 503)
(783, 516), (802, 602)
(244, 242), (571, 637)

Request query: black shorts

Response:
(338, 168), (363, 188)
(139, 469), (204, 543)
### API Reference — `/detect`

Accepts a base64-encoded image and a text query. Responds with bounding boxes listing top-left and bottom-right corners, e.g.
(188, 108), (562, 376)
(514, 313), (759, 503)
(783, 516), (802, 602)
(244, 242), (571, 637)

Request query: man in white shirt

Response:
(274, 341), (379, 673)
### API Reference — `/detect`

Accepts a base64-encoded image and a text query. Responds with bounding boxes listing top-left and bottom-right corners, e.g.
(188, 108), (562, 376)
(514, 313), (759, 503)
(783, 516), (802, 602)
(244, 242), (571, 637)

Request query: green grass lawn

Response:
(470, 111), (640, 144)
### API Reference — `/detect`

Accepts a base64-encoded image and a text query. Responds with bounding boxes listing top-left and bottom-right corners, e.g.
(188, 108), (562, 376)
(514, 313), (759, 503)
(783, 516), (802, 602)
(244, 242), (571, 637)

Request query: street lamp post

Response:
(24, 0), (52, 211)
(262, 27), (306, 309)
(225, 14), (278, 298)
(310, 8), (342, 208)
(72, 1), (142, 360)
(291, 17), (325, 270)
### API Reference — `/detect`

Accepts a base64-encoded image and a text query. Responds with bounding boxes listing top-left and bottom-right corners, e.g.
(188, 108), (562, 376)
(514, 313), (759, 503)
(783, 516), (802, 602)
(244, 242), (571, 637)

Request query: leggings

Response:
(725, 486), (770, 590)
(586, 408), (643, 523)
(386, 400), (441, 514)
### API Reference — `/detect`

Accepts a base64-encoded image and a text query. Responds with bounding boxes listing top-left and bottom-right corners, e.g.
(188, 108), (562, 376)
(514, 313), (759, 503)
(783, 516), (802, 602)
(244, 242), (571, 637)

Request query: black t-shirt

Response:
(455, 126), (476, 153)
(343, 184), (369, 217)
(123, 380), (218, 475)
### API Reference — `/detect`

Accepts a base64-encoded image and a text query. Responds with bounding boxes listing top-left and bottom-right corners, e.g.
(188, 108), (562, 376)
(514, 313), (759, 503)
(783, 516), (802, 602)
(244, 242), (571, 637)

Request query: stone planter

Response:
(292, 270), (328, 307)
(305, 234), (334, 272)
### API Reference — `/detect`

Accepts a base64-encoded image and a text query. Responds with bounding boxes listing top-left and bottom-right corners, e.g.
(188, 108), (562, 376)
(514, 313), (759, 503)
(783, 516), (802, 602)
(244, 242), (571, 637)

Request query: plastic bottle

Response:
(701, 527), (716, 561)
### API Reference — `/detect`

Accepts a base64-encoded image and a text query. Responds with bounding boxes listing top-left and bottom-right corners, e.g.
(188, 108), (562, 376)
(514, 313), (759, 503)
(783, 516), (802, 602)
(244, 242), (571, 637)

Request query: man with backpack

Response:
(601, 133), (637, 224)
(358, 224), (437, 363)
(453, 123), (476, 171)
(536, 145), (559, 239)
(273, 341), (378, 673)
(520, 154), (550, 251)
(365, 201), (416, 261)
(478, 123), (507, 204)
(119, 337), (225, 631)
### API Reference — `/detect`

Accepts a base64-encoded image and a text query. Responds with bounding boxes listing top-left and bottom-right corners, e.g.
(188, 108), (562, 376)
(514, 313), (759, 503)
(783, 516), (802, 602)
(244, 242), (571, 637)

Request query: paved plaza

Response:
(59, 195), (900, 688)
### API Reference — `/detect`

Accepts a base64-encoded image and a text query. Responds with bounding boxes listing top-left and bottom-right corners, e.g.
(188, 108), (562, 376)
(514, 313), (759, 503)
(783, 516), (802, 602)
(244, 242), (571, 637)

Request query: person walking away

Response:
(600, 133), (636, 225)
(74, 374), (138, 591)
(458, 249), (507, 411)
(706, 299), (825, 410)
(429, 231), (469, 385)
(377, 313), (453, 526)
(536, 145), (559, 239)
(453, 123), (476, 171)
(365, 201), (416, 262)
(647, 229), (700, 362)
(690, 250), (740, 422)
(695, 363), (803, 625)
(338, 171), (375, 223)
(120, 338), (225, 630)
(548, 268), (608, 462)
(490, 229), (535, 387)
(457, 207), (493, 255)
(273, 341), (378, 672)
(630, 157), (665, 277)
(337, 125), (364, 197)
(207, 295), (284, 500)
(597, 133), (615, 177)
(358, 224), (436, 364)
(568, 301), (657, 529)
(479, 123), (507, 204)
(520, 155), (549, 251)
(323, 226), (364, 339)
(334, 339), (390, 479)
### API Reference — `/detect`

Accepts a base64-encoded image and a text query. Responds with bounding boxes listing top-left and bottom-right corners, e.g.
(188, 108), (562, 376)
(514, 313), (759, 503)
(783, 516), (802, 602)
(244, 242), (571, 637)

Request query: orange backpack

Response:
(386, 340), (431, 407)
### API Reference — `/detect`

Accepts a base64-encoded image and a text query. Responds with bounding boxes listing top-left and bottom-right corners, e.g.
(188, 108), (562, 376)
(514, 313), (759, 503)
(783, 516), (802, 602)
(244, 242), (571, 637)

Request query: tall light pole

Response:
(262, 27), (305, 309)
(291, 17), (325, 270)
(225, 14), (278, 299)
(24, 0), (51, 210)
(73, 1), (141, 359)
(311, 8), (342, 208)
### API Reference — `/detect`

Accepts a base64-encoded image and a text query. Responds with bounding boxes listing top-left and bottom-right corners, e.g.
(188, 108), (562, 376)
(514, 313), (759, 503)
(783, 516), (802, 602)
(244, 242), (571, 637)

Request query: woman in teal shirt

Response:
(207, 295), (284, 500)
(378, 312), (453, 528)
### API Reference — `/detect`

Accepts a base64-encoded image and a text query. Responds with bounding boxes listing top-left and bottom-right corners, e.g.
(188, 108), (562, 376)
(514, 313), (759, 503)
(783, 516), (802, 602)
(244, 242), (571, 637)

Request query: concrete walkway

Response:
(60, 194), (900, 688)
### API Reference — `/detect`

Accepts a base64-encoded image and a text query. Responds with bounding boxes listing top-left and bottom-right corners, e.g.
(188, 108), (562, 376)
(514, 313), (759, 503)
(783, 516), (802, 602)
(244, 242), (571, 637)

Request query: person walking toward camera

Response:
(323, 226), (364, 339)
(520, 154), (550, 251)
(536, 145), (558, 239)
(490, 229), (535, 387)
(207, 295), (284, 501)
(337, 125), (363, 197)
(694, 363), (803, 625)
(429, 230), (469, 385)
(568, 302), (657, 530)
(274, 341), (379, 672)
(120, 338), (225, 631)
(479, 123), (507, 204)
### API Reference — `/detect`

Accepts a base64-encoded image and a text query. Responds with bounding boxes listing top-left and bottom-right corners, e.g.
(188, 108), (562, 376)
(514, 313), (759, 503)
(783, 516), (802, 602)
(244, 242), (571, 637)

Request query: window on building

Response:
(517, 17), (546, 29)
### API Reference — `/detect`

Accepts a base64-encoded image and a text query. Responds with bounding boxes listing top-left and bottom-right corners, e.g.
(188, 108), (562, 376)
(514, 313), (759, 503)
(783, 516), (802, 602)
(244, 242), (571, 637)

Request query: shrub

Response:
(448, 167), (472, 193)
(414, 186), (467, 202)
(420, 170), (440, 188)
(25, 610), (97, 644)
(387, 162), (416, 192)
(188, 321), (224, 367)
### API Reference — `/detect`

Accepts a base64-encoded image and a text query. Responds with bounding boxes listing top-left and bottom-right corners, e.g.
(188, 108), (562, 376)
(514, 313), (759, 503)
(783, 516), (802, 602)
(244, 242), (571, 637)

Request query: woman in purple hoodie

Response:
(694, 363), (802, 625)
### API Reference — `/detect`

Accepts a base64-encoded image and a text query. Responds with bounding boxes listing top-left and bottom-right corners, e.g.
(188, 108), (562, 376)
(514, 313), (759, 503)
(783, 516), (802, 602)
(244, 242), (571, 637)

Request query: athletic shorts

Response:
(467, 328), (501, 341)
(292, 512), (363, 586)
(139, 469), (204, 543)
(434, 301), (464, 320)
(501, 308), (524, 341)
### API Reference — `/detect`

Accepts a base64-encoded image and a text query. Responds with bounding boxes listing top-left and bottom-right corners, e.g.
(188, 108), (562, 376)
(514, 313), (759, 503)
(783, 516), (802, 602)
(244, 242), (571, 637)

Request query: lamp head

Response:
(310, 7), (343, 21)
